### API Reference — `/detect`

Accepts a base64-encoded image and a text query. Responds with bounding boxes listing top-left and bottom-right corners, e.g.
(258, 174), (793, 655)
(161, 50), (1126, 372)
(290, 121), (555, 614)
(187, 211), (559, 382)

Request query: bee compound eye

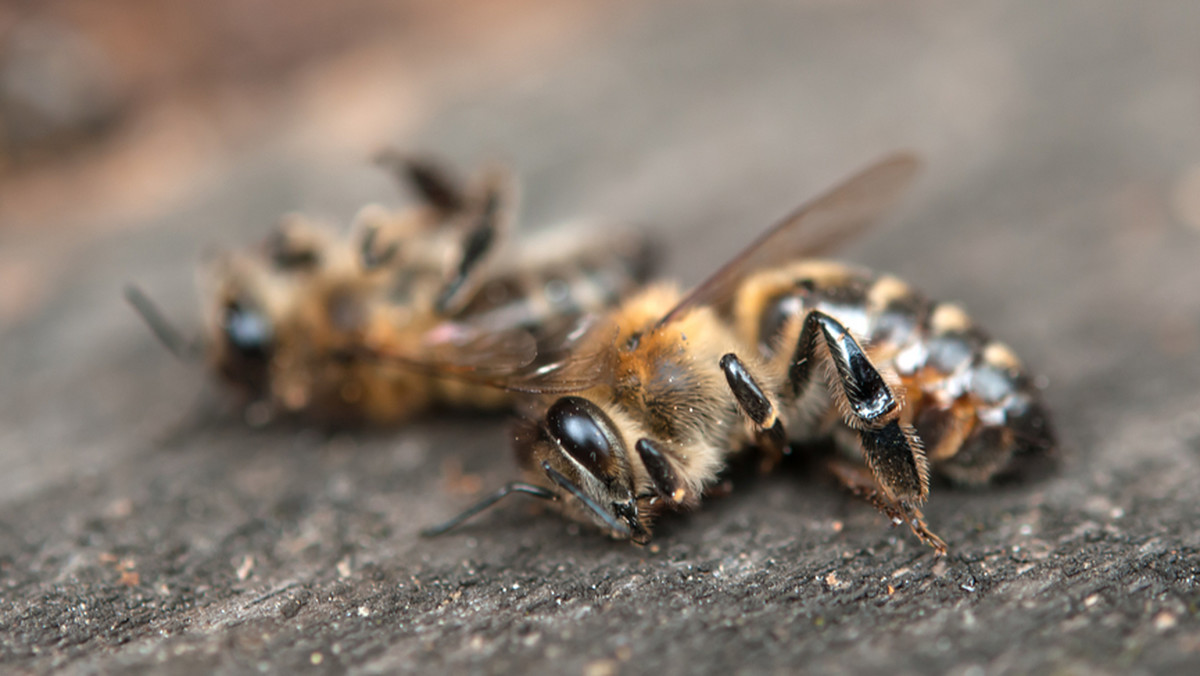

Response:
(545, 397), (620, 480)
(223, 301), (273, 360)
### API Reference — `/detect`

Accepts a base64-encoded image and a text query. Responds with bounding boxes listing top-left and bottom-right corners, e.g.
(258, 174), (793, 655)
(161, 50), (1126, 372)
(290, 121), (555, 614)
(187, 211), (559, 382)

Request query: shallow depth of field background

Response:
(2, 2), (1199, 674)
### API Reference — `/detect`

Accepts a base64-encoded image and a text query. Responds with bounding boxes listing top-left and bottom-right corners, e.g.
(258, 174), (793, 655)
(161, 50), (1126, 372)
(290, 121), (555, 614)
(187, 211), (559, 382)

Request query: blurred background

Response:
(4, 0), (1198, 419)
(2, 0), (1198, 321)
(2, 2), (1200, 672)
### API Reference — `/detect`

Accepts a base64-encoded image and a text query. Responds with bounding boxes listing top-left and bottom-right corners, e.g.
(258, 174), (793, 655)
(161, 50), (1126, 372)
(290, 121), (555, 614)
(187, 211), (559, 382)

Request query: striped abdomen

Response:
(738, 260), (1055, 485)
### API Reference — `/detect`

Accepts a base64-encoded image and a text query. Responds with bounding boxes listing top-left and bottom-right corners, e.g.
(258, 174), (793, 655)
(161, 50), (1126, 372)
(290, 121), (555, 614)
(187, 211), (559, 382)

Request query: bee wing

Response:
(453, 312), (614, 394)
(415, 321), (539, 374)
(357, 301), (613, 393)
(490, 342), (614, 394)
(656, 152), (921, 328)
(457, 313), (618, 394)
(361, 325), (610, 394)
(361, 322), (538, 379)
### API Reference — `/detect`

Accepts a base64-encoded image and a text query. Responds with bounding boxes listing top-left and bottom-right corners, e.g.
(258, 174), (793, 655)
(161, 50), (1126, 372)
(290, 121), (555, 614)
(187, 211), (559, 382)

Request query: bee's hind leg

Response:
(785, 310), (944, 553)
(826, 457), (946, 554)
(720, 353), (789, 471)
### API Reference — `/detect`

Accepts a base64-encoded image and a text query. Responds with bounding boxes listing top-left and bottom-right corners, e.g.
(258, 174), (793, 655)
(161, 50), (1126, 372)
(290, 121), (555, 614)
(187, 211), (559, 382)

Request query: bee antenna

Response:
(419, 481), (557, 537)
(542, 462), (632, 538)
(123, 285), (202, 362)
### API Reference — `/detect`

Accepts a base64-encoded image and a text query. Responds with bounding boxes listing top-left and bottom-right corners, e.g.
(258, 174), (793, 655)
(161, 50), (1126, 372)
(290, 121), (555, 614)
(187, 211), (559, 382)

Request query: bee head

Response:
(517, 396), (647, 542)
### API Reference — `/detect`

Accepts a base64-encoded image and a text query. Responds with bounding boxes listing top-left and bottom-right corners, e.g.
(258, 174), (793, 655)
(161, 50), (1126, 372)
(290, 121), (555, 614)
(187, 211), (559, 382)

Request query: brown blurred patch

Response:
(0, 245), (57, 324)
(1171, 163), (1200, 233)
(1108, 180), (1171, 262)
(0, 0), (624, 232)
(440, 457), (484, 496)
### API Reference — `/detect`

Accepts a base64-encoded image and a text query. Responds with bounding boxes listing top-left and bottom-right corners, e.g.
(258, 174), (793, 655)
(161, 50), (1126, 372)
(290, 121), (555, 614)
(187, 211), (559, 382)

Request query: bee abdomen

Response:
(895, 306), (1056, 484)
(748, 261), (1054, 483)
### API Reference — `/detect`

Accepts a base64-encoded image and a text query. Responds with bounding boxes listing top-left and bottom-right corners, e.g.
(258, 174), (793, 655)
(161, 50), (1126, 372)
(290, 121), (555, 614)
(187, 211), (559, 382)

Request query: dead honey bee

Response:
(423, 153), (1055, 553)
(127, 154), (656, 424)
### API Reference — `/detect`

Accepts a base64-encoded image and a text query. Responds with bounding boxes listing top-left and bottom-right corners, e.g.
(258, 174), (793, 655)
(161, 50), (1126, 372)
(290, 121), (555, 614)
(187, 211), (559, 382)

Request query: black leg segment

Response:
(860, 419), (927, 503)
(720, 353), (776, 426)
(785, 310), (929, 504)
(788, 310), (896, 426)
(721, 353), (790, 460)
(635, 438), (684, 503)
(375, 150), (467, 214)
(435, 188), (503, 315)
(359, 225), (401, 270)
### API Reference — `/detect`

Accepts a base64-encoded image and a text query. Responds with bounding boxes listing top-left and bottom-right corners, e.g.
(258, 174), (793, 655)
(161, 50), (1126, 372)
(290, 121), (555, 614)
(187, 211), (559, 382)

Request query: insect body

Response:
(128, 156), (656, 424)
(424, 154), (1054, 552)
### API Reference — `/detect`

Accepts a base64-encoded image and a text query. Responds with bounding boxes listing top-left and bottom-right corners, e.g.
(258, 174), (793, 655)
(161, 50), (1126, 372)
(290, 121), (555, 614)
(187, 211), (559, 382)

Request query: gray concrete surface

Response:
(2, 1), (1200, 674)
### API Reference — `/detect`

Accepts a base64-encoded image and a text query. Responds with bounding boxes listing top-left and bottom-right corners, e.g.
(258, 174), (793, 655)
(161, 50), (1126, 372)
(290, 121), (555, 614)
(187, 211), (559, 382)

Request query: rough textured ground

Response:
(2, 1), (1200, 674)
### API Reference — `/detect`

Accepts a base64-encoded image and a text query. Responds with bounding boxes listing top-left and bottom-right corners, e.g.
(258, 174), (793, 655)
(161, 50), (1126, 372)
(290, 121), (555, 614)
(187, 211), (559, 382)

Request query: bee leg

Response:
(788, 311), (928, 500)
(358, 225), (401, 270)
(435, 175), (513, 315)
(827, 459), (947, 554)
(635, 438), (687, 505)
(720, 353), (789, 471)
(375, 150), (468, 214)
(265, 214), (324, 270)
(787, 311), (941, 549)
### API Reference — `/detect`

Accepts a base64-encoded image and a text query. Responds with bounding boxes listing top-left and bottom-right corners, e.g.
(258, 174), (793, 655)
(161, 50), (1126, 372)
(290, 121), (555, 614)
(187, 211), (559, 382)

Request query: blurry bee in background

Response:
(127, 154), (657, 425)
(422, 153), (1055, 553)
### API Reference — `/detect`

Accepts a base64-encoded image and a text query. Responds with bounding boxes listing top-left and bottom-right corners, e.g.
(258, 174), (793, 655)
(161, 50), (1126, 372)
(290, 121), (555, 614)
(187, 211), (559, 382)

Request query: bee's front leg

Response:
(633, 438), (687, 505)
(719, 353), (789, 471)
